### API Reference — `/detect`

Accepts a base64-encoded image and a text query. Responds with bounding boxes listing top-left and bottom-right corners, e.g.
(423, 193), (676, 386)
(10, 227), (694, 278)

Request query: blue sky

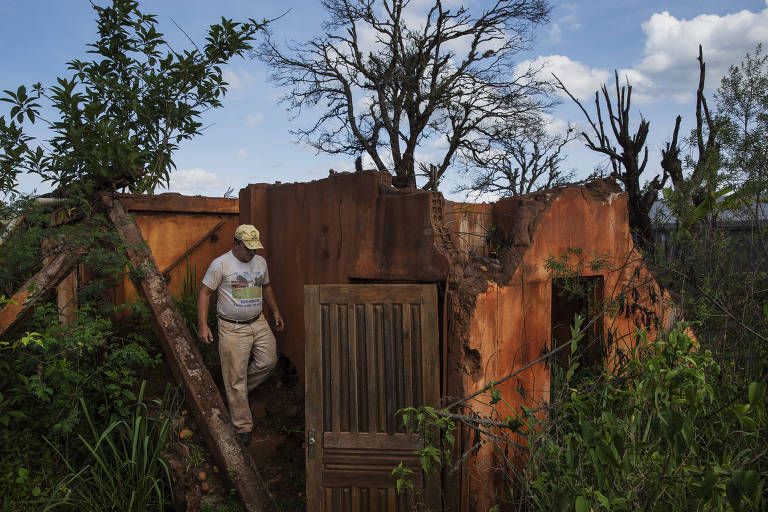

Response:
(1, 0), (766, 200)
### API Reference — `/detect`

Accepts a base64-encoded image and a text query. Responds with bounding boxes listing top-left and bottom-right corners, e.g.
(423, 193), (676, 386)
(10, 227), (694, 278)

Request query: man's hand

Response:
(263, 283), (284, 332)
(197, 284), (215, 344)
(273, 311), (285, 332)
(199, 323), (214, 345)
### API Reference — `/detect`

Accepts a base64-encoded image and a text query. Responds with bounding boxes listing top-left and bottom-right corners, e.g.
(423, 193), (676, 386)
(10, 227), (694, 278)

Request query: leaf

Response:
(506, 417), (522, 431)
(490, 388), (501, 405)
(574, 495), (588, 512)
(699, 470), (717, 502)
(748, 381), (765, 411)
(660, 409), (684, 442)
(611, 432), (625, 458)
(595, 440), (618, 468)
(726, 479), (743, 511)
(595, 491), (609, 508)
(742, 470), (760, 504)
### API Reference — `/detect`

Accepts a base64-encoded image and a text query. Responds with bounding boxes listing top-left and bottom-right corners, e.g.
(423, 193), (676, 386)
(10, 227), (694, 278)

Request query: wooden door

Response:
(304, 284), (441, 511)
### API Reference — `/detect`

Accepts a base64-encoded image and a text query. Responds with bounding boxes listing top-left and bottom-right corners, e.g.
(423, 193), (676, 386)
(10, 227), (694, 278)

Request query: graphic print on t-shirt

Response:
(230, 271), (263, 305)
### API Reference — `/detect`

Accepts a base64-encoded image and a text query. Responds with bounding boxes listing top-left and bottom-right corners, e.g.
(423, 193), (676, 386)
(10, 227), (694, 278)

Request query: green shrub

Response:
(525, 327), (767, 511)
(0, 300), (160, 510)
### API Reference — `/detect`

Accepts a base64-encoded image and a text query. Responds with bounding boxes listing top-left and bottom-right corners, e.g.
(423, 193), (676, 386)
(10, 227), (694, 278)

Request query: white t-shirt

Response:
(201, 251), (270, 321)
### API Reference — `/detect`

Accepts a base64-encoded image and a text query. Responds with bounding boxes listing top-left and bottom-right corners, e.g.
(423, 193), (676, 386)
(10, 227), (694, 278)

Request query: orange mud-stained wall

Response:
(445, 185), (669, 510)
(112, 193), (240, 304)
(238, 171), (452, 385)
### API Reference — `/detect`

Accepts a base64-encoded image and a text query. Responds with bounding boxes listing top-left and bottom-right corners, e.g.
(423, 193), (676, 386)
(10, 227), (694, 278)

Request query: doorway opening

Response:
(550, 276), (605, 378)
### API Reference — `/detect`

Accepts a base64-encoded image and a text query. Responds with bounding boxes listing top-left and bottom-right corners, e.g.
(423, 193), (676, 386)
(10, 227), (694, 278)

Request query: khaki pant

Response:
(218, 315), (277, 433)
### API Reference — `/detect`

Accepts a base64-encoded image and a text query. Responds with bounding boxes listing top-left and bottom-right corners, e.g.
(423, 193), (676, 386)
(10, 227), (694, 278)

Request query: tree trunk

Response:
(101, 195), (278, 512)
(0, 245), (85, 338)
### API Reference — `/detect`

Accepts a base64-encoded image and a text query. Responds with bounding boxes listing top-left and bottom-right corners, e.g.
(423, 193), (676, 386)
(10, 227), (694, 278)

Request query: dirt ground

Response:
(161, 355), (306, 511)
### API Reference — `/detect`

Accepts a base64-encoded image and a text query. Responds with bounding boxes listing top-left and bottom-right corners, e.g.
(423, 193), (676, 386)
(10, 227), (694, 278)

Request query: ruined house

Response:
(238, 170), (668, 510)
(7, 170), (669, 511)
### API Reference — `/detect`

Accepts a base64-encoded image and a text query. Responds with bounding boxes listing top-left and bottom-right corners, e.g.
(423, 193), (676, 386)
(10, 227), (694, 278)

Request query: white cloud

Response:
(635, 6), (768, 96)
(520, 55), (611, 100)
(561, 13), (581, 31)
(222, 68), (254, 91)
(245, 112), (264, 127)
(520, 55), (661, 105)
(540, 113), (572, 138)
(162, 168), (229, 195)
(356, 94), (375, 111)
(527, 3), (768, 107)
(429, 135), (450, 150)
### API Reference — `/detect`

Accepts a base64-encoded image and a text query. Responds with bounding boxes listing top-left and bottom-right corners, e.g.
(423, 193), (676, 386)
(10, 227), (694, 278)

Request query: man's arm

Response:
(263, 283), (284, 332)
(197, 284), (215, 344)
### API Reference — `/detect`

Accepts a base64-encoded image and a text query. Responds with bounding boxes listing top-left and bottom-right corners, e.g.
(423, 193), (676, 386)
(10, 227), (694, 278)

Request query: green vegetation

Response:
(43, 382), (181, 511)
(0, 0), (265, 197)
(527, 326), (765, 511)
(0, 0), (266, 509)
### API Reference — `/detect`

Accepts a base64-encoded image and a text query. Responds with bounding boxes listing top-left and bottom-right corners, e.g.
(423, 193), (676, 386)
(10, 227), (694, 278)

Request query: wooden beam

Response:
(102, 195), (277, 512)
(0, 245), (84, 338)
(161, 219), (226, 278)
(116, 193), (239, 214)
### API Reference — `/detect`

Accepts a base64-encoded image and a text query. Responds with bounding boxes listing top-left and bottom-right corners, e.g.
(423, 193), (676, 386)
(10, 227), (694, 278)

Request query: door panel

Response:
(305, 284), (440, 511)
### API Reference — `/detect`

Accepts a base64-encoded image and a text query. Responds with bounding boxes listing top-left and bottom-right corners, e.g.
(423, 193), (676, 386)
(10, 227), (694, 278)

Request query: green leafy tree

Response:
(0, 0), (266, 198)
(656, 45), (768, 372)
(717, 43), (768, 199)
(526, 328), (766, 511)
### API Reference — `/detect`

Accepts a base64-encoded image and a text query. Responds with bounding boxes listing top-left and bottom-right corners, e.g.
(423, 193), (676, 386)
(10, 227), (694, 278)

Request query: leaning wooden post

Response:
(102, 195), (277, 512)
(0, 245), (85, 338)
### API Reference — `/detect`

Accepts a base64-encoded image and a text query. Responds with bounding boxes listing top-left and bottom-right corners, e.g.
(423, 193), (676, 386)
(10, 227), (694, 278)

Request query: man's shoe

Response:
(237, 431), (252, 444)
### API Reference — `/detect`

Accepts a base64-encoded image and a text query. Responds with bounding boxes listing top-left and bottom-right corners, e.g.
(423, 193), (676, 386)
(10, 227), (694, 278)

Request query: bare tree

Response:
(661, 45), (722, 216)
(553, 71), (664, 248)
(459, 120), (576, 198)
(554, 47), (726, 247)
(257, 0), (552, 189)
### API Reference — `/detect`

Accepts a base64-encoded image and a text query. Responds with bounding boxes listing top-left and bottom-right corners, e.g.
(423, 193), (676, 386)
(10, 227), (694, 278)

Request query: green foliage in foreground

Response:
(394, 325), (766, 511)
(526, 328), (767, 511)
(42, 382), (180, 511)
(0, 200), (162, 510)
(0, 304), (161, 510)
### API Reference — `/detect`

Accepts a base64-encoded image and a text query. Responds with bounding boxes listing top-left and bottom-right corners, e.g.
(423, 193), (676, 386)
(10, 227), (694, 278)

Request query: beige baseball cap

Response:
(234, 224), (264, 250)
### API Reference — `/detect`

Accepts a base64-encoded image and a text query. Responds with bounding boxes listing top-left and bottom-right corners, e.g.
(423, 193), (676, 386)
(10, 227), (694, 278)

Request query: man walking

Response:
(197, 224), (284, 444)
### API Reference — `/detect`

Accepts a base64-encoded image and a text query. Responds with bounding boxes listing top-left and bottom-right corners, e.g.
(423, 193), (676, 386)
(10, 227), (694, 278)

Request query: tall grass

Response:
(44, 382), (180, 511)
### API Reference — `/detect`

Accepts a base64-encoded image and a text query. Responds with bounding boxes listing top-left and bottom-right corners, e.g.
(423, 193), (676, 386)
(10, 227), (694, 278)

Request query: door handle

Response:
(307, 429), (317, 459)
